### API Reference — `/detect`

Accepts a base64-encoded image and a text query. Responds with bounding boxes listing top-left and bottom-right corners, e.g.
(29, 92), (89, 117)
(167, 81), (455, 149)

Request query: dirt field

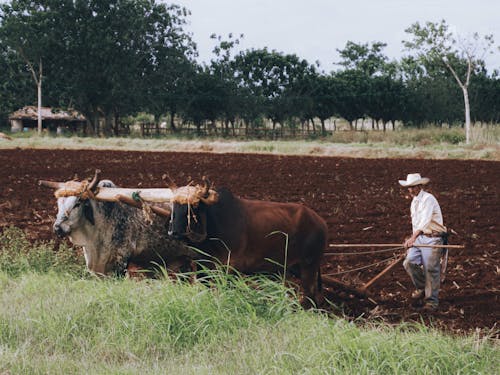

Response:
(0, 148), (498, 334)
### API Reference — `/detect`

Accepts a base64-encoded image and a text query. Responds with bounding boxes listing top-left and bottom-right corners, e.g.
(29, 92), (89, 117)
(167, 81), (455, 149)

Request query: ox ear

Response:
(199, 176), (218, 205)
(200, 190), (218, 205)
(83, 200), (95, 225)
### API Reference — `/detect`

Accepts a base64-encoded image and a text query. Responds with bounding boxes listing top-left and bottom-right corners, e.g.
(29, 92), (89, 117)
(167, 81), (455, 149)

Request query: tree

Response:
(404, 20), (496, 143)
(0, 0), (64, 133)
(233, 48), (315, 130)
(0, 0), (195, 136)
(208, 33), (245, 135)
(337, 41), (388, 76)
(183, 68), (227, 134)
(0, 39), (32, 124)
(332, 69), (368, 129)
(142, 3), (196, 133)
(301, 73), (337, 135)
(335, 41), (394, 129)
(64, 0), (195, 135)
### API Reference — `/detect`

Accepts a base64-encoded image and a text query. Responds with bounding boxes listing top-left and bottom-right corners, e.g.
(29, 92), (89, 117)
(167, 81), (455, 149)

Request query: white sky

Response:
(171, 0), (500, 73)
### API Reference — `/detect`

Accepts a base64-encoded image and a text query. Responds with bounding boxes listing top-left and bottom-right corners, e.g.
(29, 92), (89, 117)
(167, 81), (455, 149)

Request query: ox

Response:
(50, 178), (193, 276)
(168, 180), (328, 307)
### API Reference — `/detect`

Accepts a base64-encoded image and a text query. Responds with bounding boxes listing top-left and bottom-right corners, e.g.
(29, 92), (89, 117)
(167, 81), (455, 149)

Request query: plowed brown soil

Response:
(1, 148), (498, 334)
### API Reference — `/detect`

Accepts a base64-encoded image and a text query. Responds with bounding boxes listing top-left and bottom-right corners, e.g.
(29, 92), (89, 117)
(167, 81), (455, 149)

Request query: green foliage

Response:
(0, 3), (498, 137)
(0, 0), (196, 135)
(0, 226), (84, 277)
(433, 130), (466, 144)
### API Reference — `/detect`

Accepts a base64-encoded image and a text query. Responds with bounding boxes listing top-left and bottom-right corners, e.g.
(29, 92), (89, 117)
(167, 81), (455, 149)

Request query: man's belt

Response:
(422, 232), (448, 238)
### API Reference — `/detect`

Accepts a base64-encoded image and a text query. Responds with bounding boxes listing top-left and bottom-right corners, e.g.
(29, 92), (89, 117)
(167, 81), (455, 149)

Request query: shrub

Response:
(434, 131), (466, 144)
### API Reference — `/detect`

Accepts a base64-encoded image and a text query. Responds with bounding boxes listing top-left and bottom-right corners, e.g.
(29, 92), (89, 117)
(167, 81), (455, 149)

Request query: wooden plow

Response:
(323, 243), (464, 299)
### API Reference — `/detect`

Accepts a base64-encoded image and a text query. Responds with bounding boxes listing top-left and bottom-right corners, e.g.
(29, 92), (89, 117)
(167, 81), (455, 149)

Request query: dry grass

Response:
(0, 127), (499, 160)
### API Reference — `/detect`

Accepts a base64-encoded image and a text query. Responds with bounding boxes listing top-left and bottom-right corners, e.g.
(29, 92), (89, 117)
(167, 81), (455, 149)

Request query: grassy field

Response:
(1, 126), (499, 160)
(0, 227), (498, 374)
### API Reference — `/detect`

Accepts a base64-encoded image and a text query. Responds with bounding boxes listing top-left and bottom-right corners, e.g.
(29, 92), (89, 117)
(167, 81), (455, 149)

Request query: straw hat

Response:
(398, 173), (430, 187)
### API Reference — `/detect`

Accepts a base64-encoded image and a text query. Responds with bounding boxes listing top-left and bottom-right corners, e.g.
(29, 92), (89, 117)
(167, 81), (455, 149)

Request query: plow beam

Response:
(322, 275), (368, 298)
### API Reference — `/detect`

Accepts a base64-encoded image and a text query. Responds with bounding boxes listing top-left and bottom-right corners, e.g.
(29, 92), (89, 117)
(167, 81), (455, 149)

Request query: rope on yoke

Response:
(130, 191), (154, 224)
(325, 246), (405, 256)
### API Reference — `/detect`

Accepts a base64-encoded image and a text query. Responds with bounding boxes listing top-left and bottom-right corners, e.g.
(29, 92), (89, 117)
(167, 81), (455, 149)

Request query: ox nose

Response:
(53, 223), (66, 238)
(168, 221), (175, 237)
(168, 228), (183, 240)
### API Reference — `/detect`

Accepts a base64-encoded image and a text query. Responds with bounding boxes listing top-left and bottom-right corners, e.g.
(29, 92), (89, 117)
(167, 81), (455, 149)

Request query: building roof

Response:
(9, 106), (86, 121)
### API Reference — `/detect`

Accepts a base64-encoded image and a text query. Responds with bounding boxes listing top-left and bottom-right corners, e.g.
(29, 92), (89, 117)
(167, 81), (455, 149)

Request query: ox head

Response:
(168, 178), (218, 243)
(45, 171), (102, 238)
(52, 179), (125, 276)
(53, 179), (115, 238)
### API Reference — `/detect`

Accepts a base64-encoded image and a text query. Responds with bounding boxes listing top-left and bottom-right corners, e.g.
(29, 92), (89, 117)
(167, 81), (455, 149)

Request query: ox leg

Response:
(300, 263), (322, 308)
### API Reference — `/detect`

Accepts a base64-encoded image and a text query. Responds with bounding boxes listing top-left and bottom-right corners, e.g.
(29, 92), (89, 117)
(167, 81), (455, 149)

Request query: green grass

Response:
(0, 226), (84, 277)
(0, 228), (498, 374)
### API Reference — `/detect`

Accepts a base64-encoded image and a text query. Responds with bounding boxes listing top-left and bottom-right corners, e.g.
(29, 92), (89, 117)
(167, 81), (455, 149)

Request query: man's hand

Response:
(403, 231), (422, 248)
(404, 237), (415, 248)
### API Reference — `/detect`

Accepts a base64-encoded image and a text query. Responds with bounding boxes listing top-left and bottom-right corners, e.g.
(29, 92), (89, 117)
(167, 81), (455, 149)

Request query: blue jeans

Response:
(403, 234), (443, 306)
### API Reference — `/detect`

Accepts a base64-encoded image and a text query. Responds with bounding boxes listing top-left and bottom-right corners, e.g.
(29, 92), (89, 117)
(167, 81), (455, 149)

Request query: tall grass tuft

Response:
(0, 226), (84, 277)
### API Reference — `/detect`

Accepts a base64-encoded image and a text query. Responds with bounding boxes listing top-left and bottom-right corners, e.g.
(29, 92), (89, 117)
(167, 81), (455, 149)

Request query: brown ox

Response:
(168, 180), (328, 307)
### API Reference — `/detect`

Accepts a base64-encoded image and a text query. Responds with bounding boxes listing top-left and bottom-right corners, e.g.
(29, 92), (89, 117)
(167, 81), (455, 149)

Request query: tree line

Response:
(0, 0), (498, 139)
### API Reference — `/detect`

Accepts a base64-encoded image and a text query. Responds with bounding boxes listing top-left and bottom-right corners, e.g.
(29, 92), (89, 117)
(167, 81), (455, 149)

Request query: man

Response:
(399, 173), (447, 311)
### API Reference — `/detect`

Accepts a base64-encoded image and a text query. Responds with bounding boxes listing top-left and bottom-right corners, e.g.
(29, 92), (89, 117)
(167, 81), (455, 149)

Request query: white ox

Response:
(52, 179), (193, 276)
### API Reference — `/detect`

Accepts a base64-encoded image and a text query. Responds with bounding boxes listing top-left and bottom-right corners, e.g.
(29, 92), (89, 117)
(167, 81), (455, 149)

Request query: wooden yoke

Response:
(114, 194), (171, 217)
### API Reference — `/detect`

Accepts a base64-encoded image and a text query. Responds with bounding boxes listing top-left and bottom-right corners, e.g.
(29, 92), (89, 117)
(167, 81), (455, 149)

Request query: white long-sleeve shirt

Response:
(411, 189), (446, 235)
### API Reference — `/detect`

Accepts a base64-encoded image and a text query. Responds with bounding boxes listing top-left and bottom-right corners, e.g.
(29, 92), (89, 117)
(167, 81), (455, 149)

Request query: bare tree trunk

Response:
(18, 52), (43, 133)
(169, 110), (177, 132)
(90, 112), (100, 135)
(310, 118), (316, 134)
(463, 87), (471, 143)
(103, 112), (113, 136)
(230, 119), (235, 136)
(320, 119), (326, 136)
(113, 111), (121, 136)
(443, 57), (472, 144)
(37, 79), (42, 134)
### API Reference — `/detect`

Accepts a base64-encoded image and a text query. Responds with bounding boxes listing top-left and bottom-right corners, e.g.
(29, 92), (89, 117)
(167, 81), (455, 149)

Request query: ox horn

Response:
(201, 176), (210, 198)
(87, 169), (101, 192)
(38, 180), (65, 189)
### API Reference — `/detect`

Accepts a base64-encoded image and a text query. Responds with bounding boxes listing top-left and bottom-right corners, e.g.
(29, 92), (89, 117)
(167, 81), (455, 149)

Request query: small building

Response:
(9, 106), (86, 133)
